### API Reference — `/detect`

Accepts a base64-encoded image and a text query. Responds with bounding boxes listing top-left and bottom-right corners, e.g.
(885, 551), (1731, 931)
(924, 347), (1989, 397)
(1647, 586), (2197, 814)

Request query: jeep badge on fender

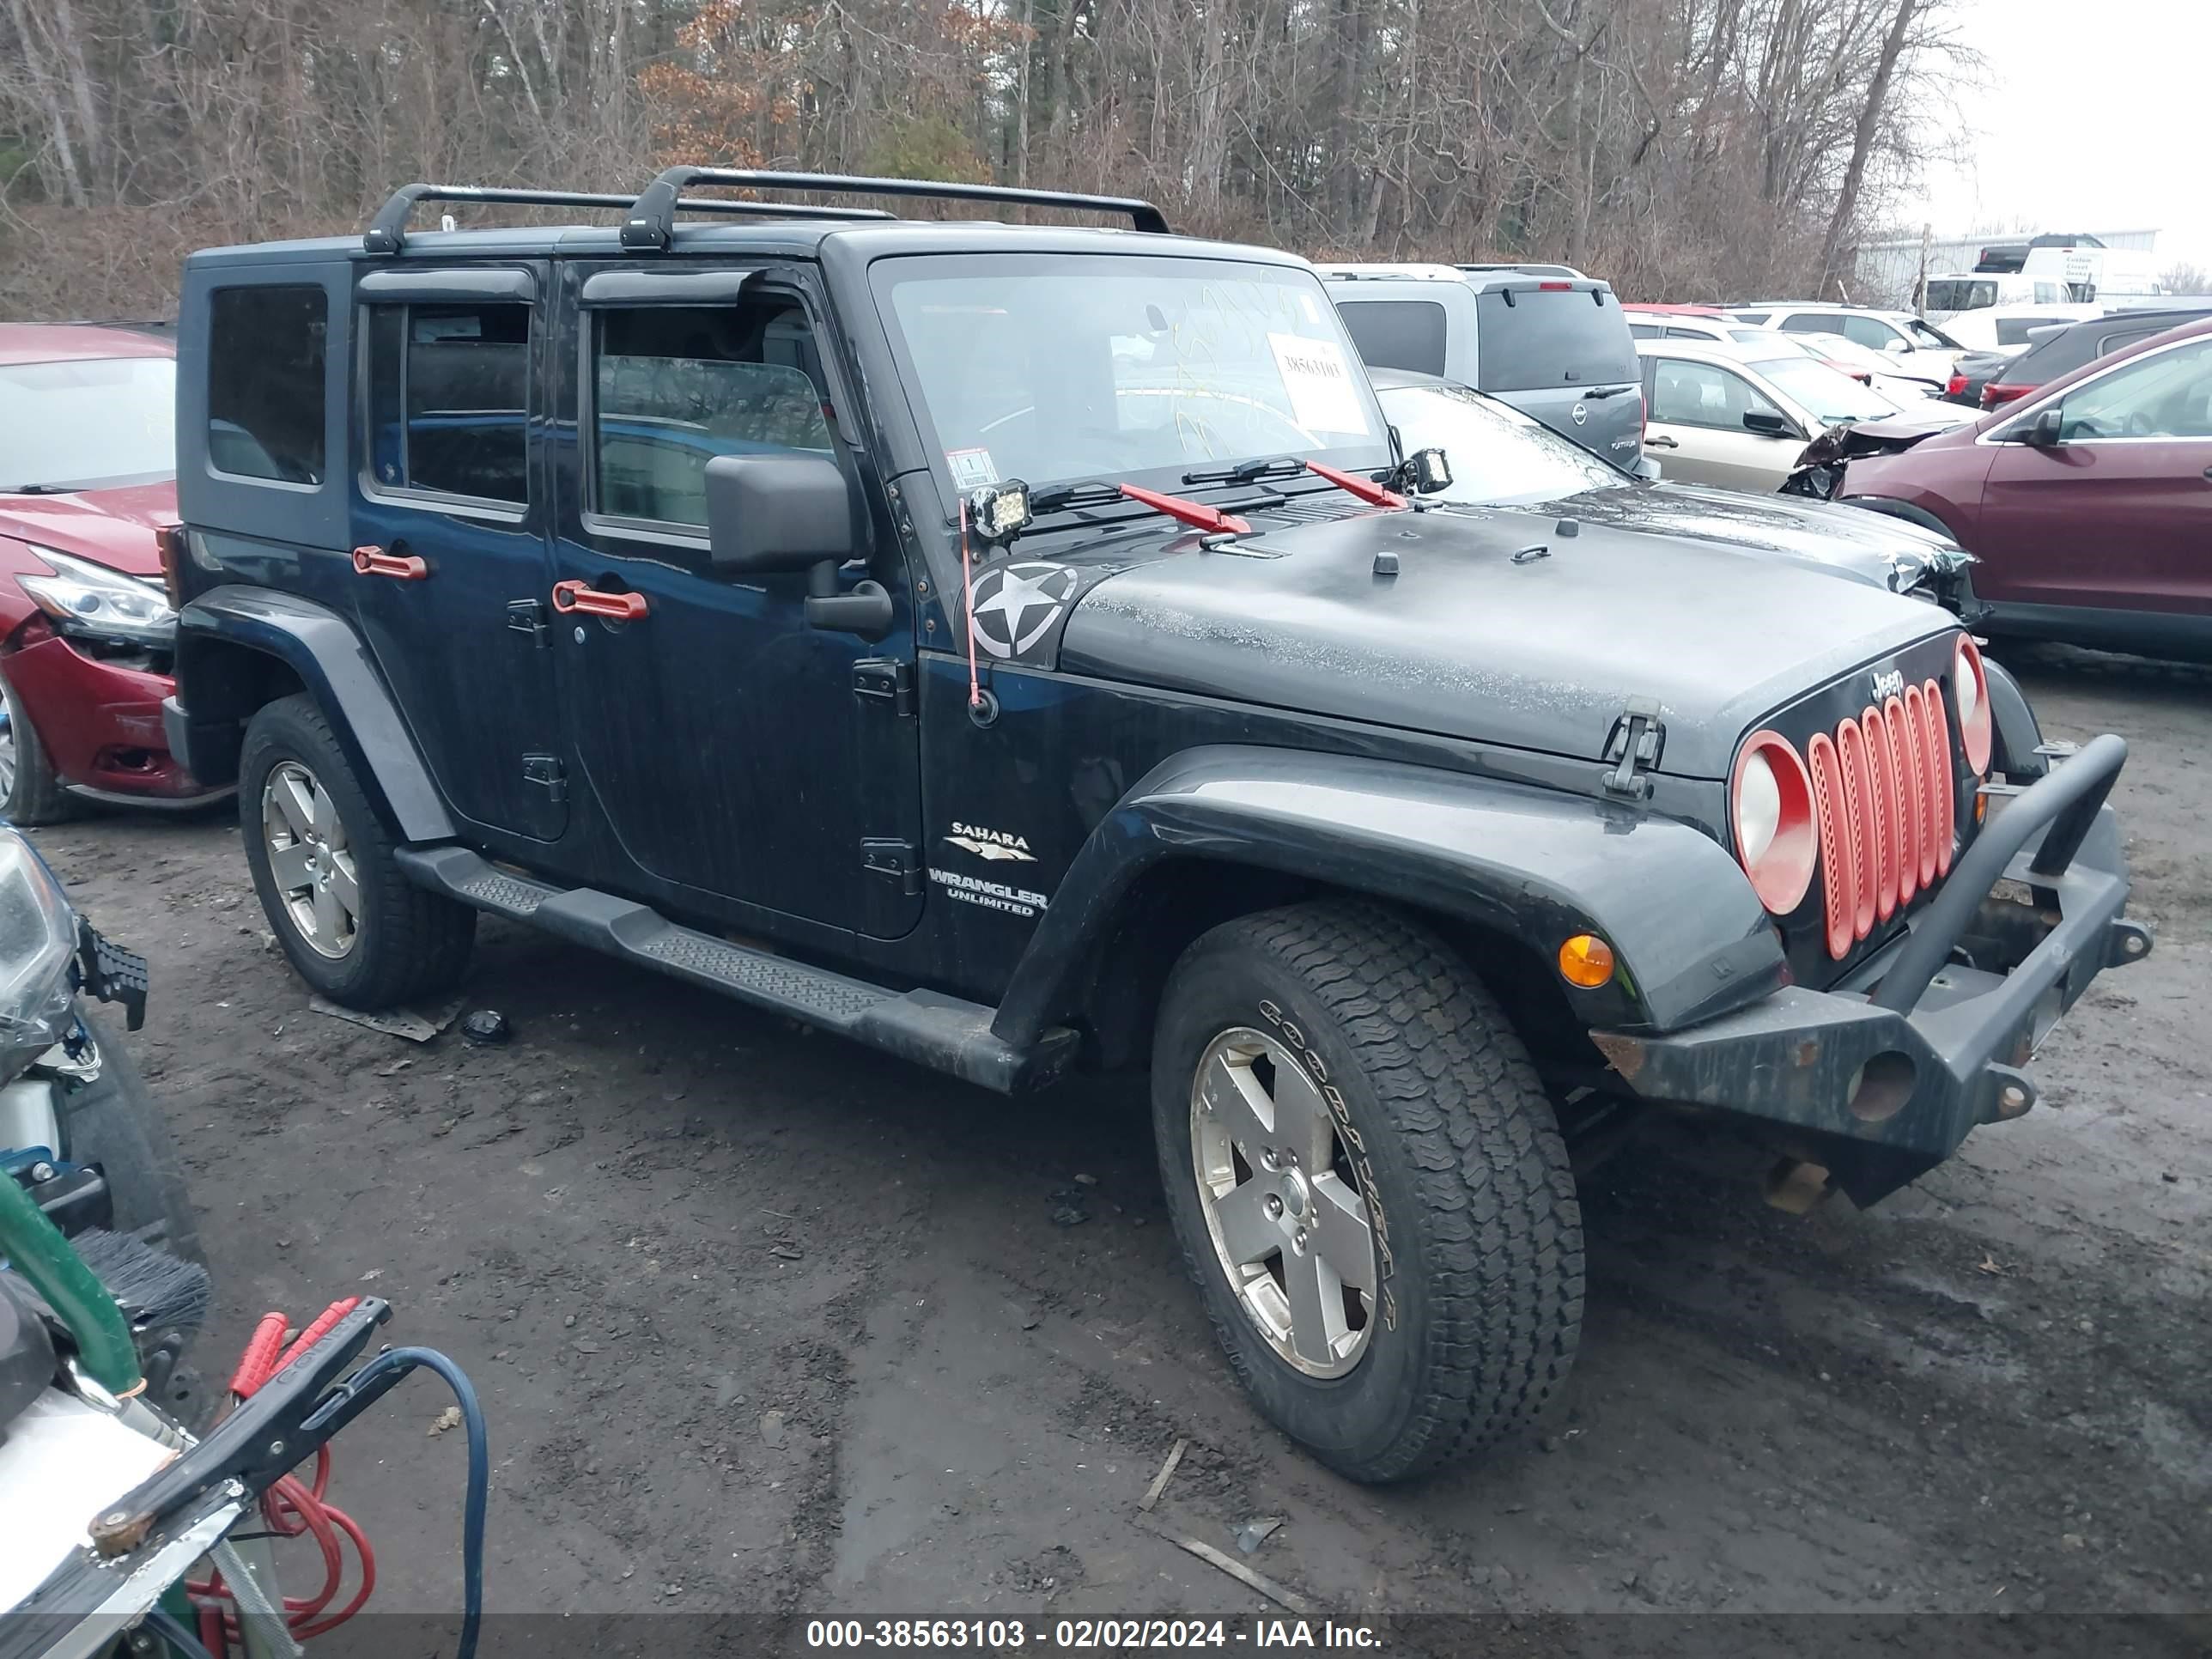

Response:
(161, 167), (2148, 1484)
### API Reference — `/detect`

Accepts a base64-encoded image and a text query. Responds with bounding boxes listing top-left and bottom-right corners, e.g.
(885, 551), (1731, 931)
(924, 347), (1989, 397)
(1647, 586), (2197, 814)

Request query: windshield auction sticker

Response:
(946, 447), (1000, 489)
(1267, 332), (1368, 434)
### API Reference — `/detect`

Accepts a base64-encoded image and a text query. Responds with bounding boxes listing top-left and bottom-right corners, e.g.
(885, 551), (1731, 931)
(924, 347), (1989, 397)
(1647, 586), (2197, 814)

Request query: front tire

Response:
(1152, 901), (1583, 1482)
(239, 694), (474, 1008)
(0, 665), (79, 825)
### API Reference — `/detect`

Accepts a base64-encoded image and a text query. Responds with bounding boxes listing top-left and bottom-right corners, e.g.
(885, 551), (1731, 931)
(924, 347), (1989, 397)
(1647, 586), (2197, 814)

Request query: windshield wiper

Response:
(0, 483), (70, 495)
(1029, 478), (1253, 536)
(1182, 456), (1304, 487)
(1181, 455), (1407, 508)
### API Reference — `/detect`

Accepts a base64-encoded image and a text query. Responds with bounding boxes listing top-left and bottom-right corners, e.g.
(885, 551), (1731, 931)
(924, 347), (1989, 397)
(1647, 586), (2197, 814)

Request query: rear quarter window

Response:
(1473, 289), (1636, 391)
(1334, 299), (1448, 377)
(208, 286), (328, 484)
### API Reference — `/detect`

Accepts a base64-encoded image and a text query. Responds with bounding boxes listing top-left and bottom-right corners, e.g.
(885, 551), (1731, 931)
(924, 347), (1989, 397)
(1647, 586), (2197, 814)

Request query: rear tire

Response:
(240, 694), (474, 1009)
(0, 665), (80, 825)
(1152, 900), (1583, 1482)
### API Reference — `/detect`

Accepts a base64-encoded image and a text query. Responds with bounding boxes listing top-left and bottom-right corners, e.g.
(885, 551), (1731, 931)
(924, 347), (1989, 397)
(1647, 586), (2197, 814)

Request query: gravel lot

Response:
(32, 646), (2211, 1635)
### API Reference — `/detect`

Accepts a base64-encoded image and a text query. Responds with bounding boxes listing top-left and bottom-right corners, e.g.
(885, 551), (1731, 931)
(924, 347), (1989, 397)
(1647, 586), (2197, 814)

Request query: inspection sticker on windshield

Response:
(1267, 333), (1367, 434)
(946, 447), (999, 489)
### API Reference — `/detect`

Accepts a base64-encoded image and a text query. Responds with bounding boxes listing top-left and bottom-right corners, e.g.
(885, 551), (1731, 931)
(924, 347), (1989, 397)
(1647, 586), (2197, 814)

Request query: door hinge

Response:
(852, 658), (915, 716)
(860, 838), (922, 896)
(1601, 697), (1665, 799)
(522, 754), (568, 805)
(507, 599), (550, 648)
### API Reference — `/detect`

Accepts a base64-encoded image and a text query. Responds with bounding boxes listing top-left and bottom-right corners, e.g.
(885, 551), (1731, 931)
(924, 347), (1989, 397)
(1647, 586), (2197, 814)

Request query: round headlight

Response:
(1730, 732), (1817, 915)
(1736, 750), (1781, 866)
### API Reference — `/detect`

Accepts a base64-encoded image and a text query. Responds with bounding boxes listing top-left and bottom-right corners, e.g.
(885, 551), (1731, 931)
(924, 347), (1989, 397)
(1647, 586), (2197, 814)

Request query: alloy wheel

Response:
(1189, 1027), (1378, 1377)
(262, 760), (360, 958)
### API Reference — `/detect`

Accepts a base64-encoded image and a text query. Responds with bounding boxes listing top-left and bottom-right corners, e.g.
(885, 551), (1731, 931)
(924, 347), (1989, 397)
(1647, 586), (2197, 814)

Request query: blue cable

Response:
(340, 1346), (488, 1659)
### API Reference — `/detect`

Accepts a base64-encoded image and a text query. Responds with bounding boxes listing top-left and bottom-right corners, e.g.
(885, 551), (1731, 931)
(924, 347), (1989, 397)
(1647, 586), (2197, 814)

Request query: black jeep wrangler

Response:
(161, 170), (2148, 1482)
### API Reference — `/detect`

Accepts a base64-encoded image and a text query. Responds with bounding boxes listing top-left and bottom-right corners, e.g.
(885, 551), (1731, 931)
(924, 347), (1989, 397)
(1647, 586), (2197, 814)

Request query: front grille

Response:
(1806, 678), (1957, 961)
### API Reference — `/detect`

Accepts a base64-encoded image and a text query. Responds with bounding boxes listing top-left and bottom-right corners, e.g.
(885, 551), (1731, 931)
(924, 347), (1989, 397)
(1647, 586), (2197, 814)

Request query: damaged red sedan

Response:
(0, 323), (221, 821)
(1815, 313), (2212, 660)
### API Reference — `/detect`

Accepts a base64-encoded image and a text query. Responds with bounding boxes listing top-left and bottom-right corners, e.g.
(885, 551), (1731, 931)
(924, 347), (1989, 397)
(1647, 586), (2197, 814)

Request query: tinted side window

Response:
(1473, 289), (1636, 390)
(1778, 312), (1847, 336)
(1628, 322), (1662, 338)
(208, 286), (326, 484)
(365, 302), (530, 504)
(591, 301), (833, 530)
(1334, 300), (1448, 376)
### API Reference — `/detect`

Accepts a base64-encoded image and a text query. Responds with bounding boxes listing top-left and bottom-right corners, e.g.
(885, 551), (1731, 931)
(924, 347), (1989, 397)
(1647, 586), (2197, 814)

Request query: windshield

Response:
(875, 255), (1389, 493)
(0, 354), (176, 490)
(1373, 380), (1621, 503)
(1749, 356), (1895, 424)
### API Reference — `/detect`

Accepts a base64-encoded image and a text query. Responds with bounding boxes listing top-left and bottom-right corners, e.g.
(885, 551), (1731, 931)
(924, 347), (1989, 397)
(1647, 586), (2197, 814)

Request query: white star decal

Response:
(969, 563), (1076, 659)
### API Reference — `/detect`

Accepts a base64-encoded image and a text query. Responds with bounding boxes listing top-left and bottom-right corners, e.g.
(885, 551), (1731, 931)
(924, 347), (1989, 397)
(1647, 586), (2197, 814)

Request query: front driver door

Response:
(1978, 336), (2212, 620)
(544, 263), (923, 939)
(1643, 356), (1802, 491)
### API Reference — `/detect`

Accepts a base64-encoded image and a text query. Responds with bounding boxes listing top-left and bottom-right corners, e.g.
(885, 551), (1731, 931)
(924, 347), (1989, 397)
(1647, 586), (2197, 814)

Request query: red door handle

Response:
(352, 544), (428, 580)
(552, 580), (648, 621)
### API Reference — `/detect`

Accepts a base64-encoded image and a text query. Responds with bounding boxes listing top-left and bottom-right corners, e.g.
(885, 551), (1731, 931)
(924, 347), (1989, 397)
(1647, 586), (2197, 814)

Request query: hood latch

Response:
(1601, 697), (1665, 799)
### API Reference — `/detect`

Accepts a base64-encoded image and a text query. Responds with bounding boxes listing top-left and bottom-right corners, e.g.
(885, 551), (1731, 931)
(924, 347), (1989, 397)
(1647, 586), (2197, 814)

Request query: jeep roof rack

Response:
(363, 183), (896, 255)
(619, 166), (1172, 250)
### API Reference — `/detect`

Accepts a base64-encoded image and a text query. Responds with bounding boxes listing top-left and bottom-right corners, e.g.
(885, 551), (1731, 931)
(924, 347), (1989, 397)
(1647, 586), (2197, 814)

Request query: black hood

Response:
(1055, 503), (1955, 779)
(1538, 481), (1968, 592)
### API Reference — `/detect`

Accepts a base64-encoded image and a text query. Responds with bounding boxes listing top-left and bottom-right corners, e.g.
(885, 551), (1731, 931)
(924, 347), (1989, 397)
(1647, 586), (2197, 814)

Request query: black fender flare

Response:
(171, 585), (455, 843)
(1981, 653), (2047, 780)
(990, 744), (1785, 1048)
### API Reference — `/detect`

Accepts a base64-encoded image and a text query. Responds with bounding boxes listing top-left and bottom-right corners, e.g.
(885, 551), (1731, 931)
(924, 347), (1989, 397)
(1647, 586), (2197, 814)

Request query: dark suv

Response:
(163, 170), (2148, 1483)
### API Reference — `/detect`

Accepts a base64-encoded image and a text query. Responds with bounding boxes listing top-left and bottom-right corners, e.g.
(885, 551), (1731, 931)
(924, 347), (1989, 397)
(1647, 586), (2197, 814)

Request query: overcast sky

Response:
(1904, 0), (2209, 270)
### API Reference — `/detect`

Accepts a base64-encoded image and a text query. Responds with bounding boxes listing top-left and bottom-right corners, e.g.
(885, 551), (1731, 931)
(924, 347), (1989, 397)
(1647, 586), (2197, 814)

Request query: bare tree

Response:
(0, 0), (1969, 321)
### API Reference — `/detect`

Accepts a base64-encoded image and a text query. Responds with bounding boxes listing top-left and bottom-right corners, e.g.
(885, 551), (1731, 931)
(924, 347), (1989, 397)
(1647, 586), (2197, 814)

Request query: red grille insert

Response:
(1834, 719), (1877, 942)
(1859, 708), (1899, 921)
(1805, 732), (1854, 961)
(1808, 685), (1962, 959)
(1922, 678), (1954, 878)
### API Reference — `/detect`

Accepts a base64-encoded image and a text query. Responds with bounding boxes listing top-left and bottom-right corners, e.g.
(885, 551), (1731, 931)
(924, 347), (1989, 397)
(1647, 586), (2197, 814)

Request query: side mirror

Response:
(1742, 410), (1798, 439)
(2014, 407), (2064, 447)
(1632, 455), (1663, 481)
(1883, 337), (1911, 355)
(1408, 447), (1453, 494)
(703, 453), (856, 573)
(702, 452), (890, 639)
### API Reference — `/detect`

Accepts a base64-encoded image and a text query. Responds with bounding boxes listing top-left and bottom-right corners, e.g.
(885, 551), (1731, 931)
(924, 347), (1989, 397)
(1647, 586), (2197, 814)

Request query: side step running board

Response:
(394, 846), (1075, 1094)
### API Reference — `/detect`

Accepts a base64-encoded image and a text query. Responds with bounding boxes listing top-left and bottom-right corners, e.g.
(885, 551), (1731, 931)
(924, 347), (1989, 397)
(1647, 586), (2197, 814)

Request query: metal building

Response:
(1853, 228), (2160, 308)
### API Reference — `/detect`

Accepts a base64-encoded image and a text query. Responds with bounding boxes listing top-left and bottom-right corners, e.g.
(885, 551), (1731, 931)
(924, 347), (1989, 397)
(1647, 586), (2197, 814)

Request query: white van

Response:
(2021, 245), (2165, 307)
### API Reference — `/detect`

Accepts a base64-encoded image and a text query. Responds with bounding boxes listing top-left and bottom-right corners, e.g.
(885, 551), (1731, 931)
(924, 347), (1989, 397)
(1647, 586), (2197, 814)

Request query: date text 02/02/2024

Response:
(802, 1619), (1384, 1648)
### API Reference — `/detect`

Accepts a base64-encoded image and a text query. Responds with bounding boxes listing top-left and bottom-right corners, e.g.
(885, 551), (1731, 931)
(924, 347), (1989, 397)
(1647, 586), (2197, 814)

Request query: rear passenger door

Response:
(349, 266), (568, 843)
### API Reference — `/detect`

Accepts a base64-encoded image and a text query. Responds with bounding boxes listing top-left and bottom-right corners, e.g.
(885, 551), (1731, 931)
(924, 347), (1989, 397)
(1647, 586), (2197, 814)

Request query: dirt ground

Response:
(32, 644), (2211, 1641)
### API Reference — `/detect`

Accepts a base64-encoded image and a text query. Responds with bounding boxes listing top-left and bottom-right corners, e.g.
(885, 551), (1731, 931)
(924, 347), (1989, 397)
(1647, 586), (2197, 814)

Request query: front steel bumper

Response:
(1590, 732), (2148, 1205)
